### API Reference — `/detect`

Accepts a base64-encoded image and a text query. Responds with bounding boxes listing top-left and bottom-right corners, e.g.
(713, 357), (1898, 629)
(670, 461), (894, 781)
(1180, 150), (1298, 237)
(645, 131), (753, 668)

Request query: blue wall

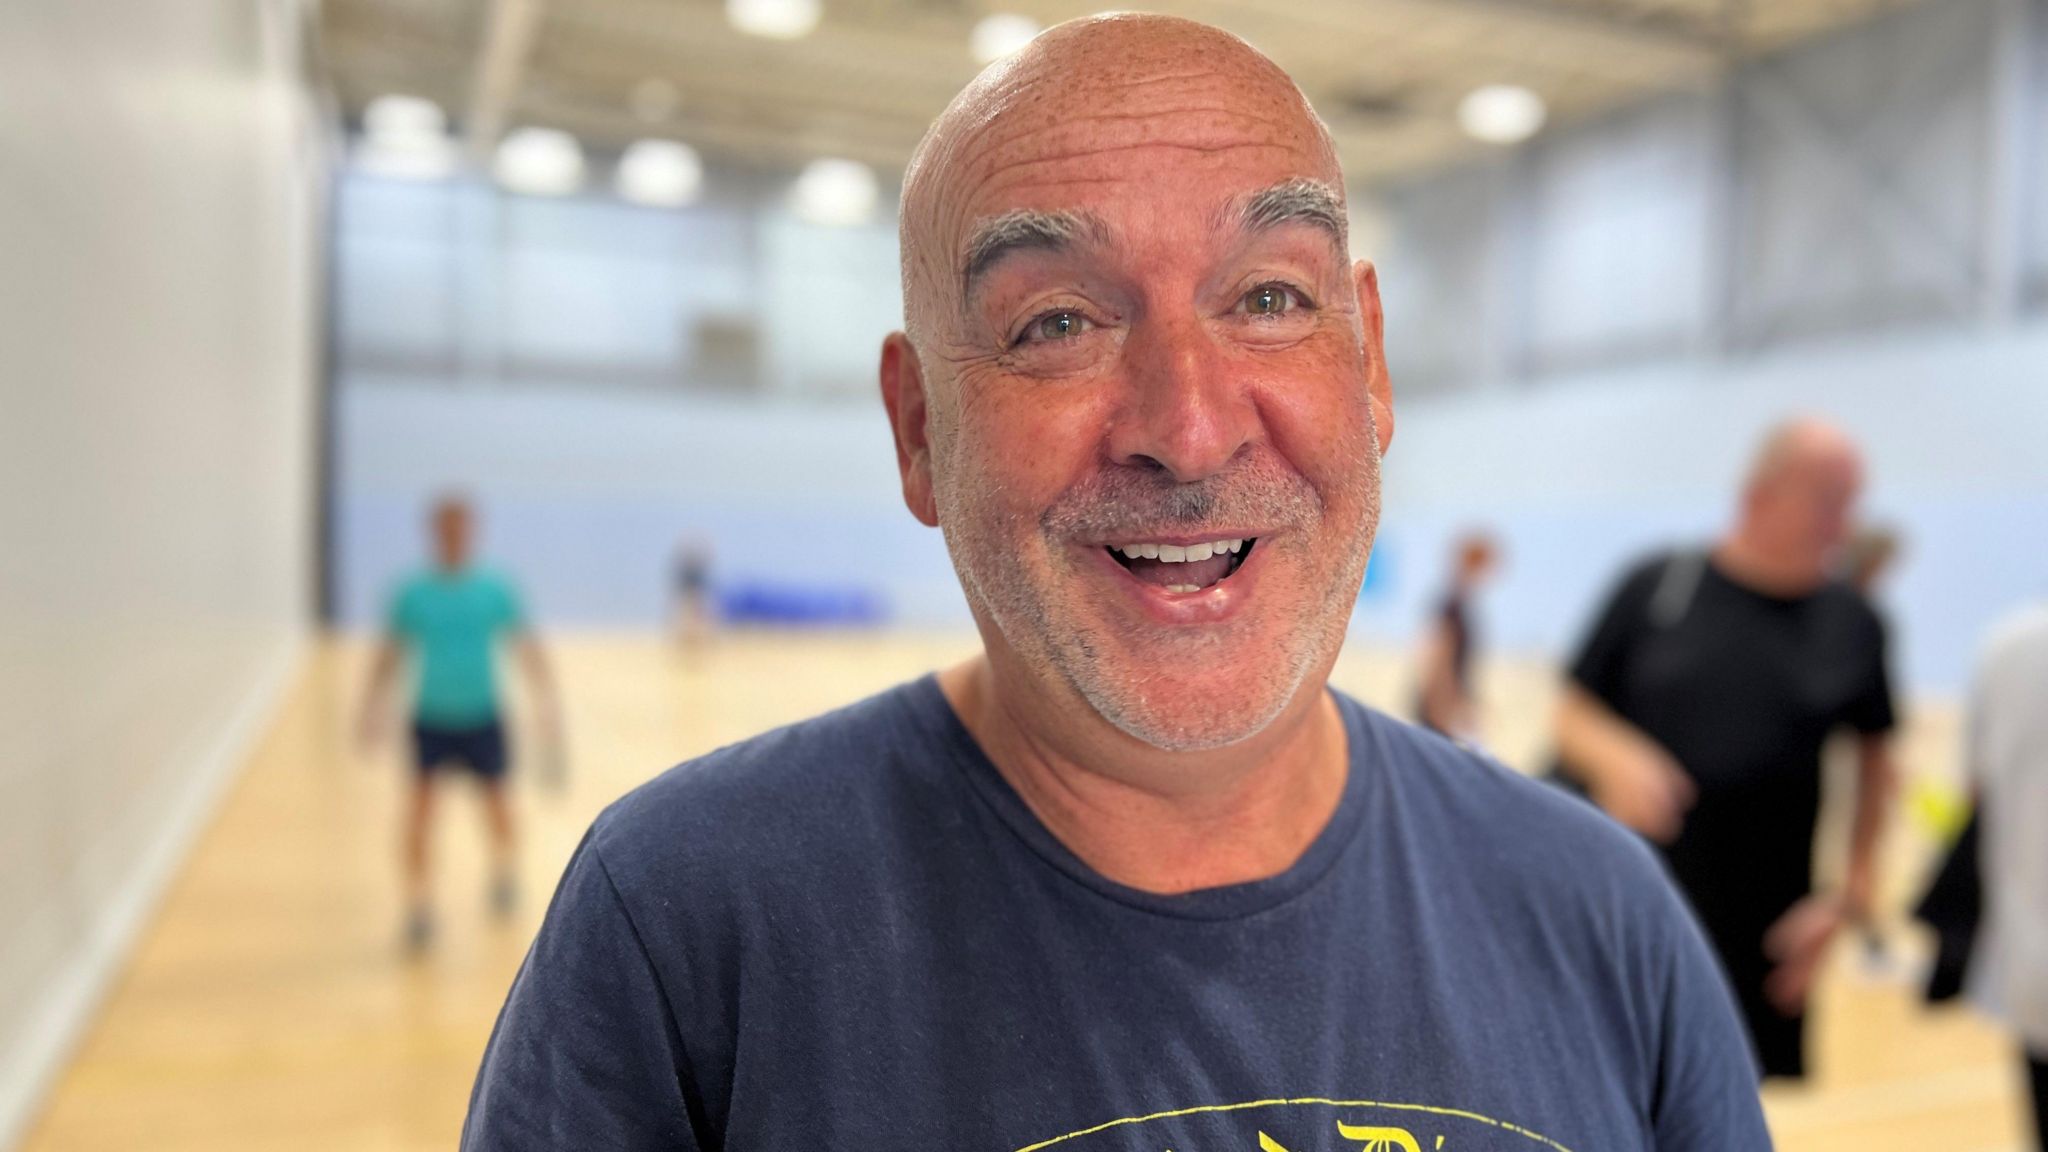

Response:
(338, 322), (2048, 697)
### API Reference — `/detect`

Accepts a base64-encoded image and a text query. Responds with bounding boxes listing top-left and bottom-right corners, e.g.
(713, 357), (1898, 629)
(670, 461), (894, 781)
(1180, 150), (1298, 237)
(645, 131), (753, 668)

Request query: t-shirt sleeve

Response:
(461, 832), (700, 1151)
(1566, 557), (1664, 703)
(1646, 883), (1775, 1150)
(1841, 604), (1897, 736)
(494, 575), (529, 634)
(386, 580), (416, 638)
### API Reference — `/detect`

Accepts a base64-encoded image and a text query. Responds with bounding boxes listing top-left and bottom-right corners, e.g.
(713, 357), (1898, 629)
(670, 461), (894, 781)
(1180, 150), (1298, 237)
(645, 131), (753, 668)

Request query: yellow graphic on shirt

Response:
(1015, 1097), (1570, 1152)
(1335, 1123), (1425, 1152)
(1260, 1124), (1425, 1152)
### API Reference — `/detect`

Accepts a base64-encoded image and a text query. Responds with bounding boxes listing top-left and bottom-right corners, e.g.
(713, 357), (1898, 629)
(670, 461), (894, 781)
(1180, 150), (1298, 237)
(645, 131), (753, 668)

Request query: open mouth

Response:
(1105, 537), (1257, 594)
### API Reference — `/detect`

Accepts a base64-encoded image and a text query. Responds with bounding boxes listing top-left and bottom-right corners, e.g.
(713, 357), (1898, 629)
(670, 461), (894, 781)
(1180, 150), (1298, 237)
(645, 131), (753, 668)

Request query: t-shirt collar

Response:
(908, 674), (1376, 922)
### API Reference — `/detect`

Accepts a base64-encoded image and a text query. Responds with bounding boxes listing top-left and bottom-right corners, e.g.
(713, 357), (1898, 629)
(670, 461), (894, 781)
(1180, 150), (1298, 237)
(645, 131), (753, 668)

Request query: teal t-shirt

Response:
(389, 567), (526, 728)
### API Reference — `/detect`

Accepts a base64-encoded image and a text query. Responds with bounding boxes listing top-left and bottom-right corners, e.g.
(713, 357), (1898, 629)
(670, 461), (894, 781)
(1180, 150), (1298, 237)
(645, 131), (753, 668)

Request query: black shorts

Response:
(412, 720), (508, 781)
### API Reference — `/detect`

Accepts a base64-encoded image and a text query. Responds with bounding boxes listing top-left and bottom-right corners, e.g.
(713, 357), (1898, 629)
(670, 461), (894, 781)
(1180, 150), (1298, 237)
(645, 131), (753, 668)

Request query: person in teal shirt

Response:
(359, 495), (560, 952)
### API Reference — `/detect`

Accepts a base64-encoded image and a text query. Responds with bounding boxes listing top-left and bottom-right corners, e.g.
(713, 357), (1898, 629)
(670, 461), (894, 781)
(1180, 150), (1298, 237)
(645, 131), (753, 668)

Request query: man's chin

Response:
(1072, 658), (1307, 753)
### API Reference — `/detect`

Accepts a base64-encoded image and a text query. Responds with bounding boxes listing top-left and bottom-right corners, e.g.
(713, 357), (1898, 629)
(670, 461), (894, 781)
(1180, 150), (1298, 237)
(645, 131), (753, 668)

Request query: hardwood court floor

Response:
(18, 634), (2033, 1151)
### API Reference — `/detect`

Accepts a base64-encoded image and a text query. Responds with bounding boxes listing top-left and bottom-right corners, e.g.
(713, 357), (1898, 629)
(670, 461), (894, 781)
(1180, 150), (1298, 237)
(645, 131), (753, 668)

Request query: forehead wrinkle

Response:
(953, 137), (1315, 220)
(960, 106), (1317, 176)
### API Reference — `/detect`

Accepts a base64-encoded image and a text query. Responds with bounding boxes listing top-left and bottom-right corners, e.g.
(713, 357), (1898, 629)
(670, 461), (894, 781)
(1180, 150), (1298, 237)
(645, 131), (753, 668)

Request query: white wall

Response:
(333, 171), (902, 398)
(1376, 0), (2012, 382)
(0, 1), (321, 1144)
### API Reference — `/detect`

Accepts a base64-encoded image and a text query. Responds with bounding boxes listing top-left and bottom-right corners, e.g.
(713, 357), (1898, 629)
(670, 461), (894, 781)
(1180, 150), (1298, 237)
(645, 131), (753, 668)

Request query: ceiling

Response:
(318, 0), (1926, 190)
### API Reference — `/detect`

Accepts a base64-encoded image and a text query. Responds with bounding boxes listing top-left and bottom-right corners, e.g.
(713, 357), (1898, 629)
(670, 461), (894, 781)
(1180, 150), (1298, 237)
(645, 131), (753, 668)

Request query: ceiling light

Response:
(355, 94), (457, 181)
(791, 158), (878, 227)
(970, 13), (1041, 64)
(494, 127), (585, 197)
(616, 140), (704, 208)
(365, 94), (446, 139)
(726, 0), (820, 39)
(630, 78), (680, 123)
(1457, 85), (1546, 145)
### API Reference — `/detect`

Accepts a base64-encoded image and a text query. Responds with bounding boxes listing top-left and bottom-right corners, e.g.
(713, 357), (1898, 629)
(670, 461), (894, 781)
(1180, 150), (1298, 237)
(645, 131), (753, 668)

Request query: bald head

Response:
(874, 12), (1392, 752)
(898, 14), (1345, 344)
(1746, 417), (1863, 493)
(1734, 418), (1866, 587)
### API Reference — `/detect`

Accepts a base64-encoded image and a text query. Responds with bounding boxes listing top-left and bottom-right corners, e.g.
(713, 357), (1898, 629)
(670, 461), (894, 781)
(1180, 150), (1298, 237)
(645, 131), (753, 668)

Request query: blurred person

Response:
(1836, 522), (1902, 963)
(1962, 599), (2048, 1148)
(358, 495), (560, 951)
(461, 17), (1767, 1150)
(1844, 524), (1901, 595)
(1414, 532), (1499, 741)
(1555, 418), (1897, 1079)
(670, 536), (715, 649)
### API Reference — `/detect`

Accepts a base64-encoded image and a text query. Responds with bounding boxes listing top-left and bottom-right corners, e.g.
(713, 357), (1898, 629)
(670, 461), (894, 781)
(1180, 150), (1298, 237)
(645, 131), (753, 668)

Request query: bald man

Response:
(464, 17), (1767, 1150)
(1557, 418), (1897, 1080)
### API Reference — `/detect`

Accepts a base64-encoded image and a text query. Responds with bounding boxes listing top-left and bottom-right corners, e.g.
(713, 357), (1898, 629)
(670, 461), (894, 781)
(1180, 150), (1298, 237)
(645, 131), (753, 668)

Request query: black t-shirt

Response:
(1439, 589), (1475, 691)
(463, 678), (1770, 1150)
(1567, 551), (1895, 940)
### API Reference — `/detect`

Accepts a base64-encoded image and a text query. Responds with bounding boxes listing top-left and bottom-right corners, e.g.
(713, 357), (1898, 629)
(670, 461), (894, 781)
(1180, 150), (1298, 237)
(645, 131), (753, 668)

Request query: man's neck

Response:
(1713, 529), (1825, 598)
(937, 657), (1350, 896)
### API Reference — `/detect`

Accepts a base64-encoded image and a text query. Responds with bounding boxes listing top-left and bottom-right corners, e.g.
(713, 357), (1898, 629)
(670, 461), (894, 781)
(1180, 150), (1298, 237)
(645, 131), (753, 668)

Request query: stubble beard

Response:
(933, 431), (1382, 753)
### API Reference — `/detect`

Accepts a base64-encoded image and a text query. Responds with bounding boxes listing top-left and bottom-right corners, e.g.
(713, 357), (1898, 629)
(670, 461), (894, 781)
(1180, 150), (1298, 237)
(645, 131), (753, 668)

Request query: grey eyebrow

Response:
(960, 209), (1108, 298)
(1234, 177), (1347, 252)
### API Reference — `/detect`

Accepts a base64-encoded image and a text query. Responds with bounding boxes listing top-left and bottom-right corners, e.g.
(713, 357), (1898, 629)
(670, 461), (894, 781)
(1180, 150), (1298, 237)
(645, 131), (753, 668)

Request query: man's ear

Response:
(1353, 258), (1394, 455)
(880, 332), (940, 527)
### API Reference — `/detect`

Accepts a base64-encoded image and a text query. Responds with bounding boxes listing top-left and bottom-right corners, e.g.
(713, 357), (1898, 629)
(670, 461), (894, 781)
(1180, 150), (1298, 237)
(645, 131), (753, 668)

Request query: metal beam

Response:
(465, 0), (548, 162)
(1184, 0), (1720, 80)
(1422, 0), (1729, 59)
(1738, 66), (1983, 339)
(1982, 0), (2030, 324)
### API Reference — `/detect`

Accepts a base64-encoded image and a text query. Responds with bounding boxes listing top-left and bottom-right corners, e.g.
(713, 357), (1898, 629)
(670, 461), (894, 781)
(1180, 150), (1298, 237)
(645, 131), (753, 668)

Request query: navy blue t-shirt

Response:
(464, 678), (1769, 1151)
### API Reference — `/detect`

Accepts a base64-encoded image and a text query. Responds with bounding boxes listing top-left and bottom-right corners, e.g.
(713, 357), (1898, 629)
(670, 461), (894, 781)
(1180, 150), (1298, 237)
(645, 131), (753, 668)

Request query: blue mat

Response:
(715, 580), (887, 626)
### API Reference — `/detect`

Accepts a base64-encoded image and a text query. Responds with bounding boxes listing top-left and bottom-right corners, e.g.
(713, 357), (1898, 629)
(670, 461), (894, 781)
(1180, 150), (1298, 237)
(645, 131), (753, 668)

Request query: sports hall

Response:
(2, 0), (2042, 1149)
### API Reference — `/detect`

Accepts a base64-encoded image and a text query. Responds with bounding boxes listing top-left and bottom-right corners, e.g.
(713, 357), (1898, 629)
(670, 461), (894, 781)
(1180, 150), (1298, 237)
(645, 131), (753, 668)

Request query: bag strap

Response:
(1647, 550), (1708, 630)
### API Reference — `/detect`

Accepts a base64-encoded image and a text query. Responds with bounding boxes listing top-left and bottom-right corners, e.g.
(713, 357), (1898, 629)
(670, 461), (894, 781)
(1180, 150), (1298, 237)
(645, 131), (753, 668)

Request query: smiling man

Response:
(462, 15), (1770, 1151)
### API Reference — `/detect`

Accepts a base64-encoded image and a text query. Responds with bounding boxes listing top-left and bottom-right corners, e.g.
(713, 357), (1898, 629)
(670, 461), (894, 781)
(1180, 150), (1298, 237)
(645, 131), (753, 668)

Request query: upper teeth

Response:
(1113, 539), (1245, 562)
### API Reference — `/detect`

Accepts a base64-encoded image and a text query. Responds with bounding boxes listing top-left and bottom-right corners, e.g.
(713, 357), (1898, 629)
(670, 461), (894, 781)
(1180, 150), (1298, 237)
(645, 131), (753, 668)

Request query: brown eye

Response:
(1244, 285), (1295, 316)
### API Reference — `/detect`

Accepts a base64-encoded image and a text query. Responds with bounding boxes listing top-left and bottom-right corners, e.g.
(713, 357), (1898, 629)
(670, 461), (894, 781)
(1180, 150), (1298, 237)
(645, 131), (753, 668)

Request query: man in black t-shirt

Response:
(1556, 419), (1898, 1079)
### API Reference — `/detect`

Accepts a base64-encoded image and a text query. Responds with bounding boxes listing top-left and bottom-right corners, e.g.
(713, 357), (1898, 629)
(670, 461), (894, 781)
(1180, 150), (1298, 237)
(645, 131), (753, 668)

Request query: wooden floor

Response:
(17, 634), (2033, 1151)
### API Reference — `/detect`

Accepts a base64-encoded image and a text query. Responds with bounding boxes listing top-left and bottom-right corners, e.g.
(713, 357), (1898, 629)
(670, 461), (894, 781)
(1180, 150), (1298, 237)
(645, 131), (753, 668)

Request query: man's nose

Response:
(1105, 313), (1255, 483)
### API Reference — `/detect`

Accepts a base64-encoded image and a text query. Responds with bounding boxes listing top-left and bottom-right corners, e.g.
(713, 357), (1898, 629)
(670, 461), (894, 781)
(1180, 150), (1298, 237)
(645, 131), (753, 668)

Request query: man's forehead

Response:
(940, 98), (1342, 260)
(900, 15), (1345, 317)
(956, 177), (1347, 294)
(944, 90), (1335, 208)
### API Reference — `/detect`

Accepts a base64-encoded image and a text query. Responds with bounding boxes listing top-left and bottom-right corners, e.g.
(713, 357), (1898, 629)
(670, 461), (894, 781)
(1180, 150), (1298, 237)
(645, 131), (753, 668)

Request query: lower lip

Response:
(1084, 540), (1271, 626)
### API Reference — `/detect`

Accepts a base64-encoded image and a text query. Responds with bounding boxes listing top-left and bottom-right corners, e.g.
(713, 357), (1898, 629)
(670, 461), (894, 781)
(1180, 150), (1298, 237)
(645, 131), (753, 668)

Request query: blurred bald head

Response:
(1736, 418), (1865, 587)
(897, 14), (1343, 346)
(1746, 419), (1862, 492)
